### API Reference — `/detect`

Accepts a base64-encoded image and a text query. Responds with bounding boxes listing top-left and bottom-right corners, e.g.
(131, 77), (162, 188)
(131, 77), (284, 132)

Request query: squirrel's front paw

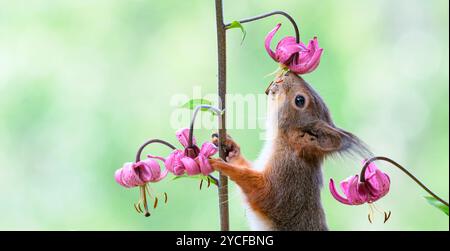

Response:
(211, 133), (241, 163)
(208, 158), (225, 171)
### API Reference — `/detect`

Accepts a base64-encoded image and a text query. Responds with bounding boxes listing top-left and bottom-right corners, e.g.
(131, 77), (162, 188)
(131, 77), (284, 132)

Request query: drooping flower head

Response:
(265, 23), (323, 75)
(114, 105), (222, 217)
(114, 139), (174, 217)
(115, 159), (167, 188)
(329, 160), (391, 223)
(165, 128), (218, 176)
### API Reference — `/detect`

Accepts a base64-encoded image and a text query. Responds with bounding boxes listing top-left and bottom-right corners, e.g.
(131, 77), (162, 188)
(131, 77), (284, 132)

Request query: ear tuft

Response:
(302, 120), (372, 159)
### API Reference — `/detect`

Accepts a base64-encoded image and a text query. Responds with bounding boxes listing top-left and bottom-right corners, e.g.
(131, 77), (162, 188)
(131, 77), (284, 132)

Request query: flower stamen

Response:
(384, 211), (392, 223)
(140, 185), (150, 217)
(368, 203), (375, 223)
(153, 197), (159, 209)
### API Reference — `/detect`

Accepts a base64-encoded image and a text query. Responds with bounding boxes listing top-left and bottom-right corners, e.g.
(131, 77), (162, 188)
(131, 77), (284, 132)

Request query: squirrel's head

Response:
(266, 71), (371, 161)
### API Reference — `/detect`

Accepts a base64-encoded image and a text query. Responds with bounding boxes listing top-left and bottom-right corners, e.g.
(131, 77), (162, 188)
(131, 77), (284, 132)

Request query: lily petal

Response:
(165, 150), (184, 174)
(265, 23), (281, 61)
(200, 142), (218, 157)
(275, 37), (303, 64)
(120, 162), (145, 187)
(134, 159), (161, 183)
(346, 175), (369, 205)
(114, 168), (127, 187)
(367, 169), (390, 200)
(289, 37), (323, 74)
(176, 127), (195, 148)
(196, 154), (214, 175)
(181, 157), (200, 175)
(329, 179), (352, 205)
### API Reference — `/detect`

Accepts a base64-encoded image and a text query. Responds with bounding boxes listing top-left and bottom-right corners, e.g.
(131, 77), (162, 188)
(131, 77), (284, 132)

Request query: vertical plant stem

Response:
(215, 0), (230, 231)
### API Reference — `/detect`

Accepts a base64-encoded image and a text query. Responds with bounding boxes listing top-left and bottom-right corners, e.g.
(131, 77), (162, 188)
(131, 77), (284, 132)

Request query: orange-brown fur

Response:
(209, 72), (371, 231)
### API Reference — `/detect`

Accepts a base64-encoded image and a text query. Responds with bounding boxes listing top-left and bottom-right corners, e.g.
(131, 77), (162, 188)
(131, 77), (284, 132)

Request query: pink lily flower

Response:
(265, 23), (323, 75)
(115, 158), (168, 188)
(329, 160), (391, 223)
(329, 161), (390, 205)
(165, 128), (218, 176)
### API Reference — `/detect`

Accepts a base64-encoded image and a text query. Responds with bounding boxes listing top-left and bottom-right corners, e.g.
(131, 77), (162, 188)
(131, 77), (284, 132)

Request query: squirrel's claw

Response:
(211, 132), (241, 162)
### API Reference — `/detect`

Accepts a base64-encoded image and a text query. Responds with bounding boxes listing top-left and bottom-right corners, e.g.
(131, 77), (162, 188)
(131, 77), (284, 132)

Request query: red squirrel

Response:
(209, 71), (371, 231)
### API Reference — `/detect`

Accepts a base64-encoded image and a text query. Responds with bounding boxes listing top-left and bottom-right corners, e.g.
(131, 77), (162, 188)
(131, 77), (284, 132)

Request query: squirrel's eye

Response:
(295, 95), (306, 108)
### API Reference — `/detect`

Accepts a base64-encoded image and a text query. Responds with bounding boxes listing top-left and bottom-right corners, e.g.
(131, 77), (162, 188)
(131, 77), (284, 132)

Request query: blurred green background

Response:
(0, 0), (448, 230)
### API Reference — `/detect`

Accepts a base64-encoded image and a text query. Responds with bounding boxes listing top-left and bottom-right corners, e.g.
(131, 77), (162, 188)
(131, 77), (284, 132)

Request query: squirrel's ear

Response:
(309, 121), (344, 152)
(306, 120), (371, 157)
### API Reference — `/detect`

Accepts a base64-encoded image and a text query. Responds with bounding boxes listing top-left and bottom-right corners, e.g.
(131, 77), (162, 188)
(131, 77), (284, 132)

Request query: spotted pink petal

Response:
(114, 168), (127, 187)
(361, 160), (390, 201)
(196, 154), (214, 175)
(134, 158), (168, 183)
(366, 169), (390, 201)
(344, 175), (369, 205)
(275, 37), (304, 64)
(164, 150), (185, 175)
(181, 157), (200, 175)
(200, 142), (218, 157)
(289, 37), (323, 74)
(173, 164), (185, 176)
(118, 162), (145, 187)
(176, 127), (195, 148)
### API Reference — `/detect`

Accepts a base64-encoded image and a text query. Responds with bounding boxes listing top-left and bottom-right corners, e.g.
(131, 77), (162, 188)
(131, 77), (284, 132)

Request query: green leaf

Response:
(172, 174), (217, 186)
(227, 20), (246, 45)
(424, 196), (449, 216)
(181, 99), (212, 111)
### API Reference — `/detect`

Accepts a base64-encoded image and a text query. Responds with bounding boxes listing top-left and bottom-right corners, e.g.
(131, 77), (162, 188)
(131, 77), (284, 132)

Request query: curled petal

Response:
(345, 175), (368, 205)
(196, 154), (214, 175)
(200, 142), (218, 157)
(329, 179), (351, 205)
(176, 127), (195, 148)
(275, 37), (303, 64)
(265, 23), (281, 61)
(165, 150), (185, 175)
(181, 157), (200, 175)
(289, 37), (323, 74)
(362, 160), (390, 201)
(134, 158), (164, 183)
(340, 175), (355, 199)
(119, 162), (145, 187)
(114, 168), (127, 187)
(147, 154), (166, 162)
(366, 169), (390, 201)
(173, 164), (185, 176)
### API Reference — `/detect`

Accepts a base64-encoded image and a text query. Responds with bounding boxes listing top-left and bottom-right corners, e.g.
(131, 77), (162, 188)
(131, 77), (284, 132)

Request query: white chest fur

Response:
(241, 104), (278, 230)
(240, 138), (274, 231)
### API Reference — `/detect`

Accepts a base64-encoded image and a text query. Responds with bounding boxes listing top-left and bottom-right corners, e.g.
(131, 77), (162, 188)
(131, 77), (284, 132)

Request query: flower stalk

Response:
(134, 139), (176, 217)
(360, 156), (449, 207)
(224, 10), (300, 43)
(188, 104), (224, 148)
